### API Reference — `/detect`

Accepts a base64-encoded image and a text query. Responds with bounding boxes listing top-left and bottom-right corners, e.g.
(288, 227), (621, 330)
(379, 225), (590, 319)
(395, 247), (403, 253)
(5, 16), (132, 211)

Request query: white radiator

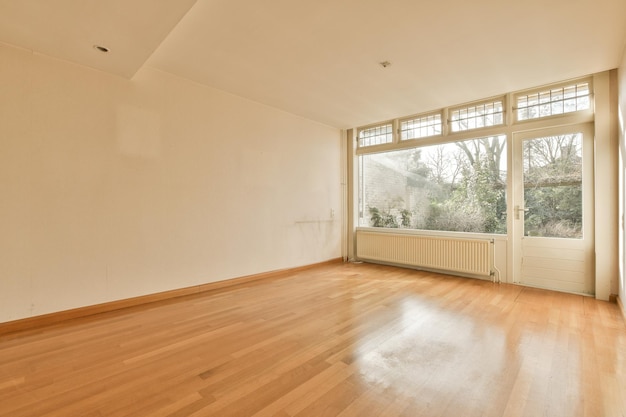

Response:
(356, 230), (495, 279)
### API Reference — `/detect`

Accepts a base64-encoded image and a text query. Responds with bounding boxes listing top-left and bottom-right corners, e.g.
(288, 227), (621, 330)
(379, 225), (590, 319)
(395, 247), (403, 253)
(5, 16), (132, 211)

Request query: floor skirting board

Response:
(0, 258), (343, 336)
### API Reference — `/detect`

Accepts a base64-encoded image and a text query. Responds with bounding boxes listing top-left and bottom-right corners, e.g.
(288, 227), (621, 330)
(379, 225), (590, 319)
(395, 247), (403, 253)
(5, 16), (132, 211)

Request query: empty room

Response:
(1, 0), (626, 416)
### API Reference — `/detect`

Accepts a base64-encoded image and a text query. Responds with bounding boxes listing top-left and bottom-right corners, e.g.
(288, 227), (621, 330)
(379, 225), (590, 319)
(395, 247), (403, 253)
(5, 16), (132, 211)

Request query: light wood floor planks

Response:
(1, 262), (625, 416)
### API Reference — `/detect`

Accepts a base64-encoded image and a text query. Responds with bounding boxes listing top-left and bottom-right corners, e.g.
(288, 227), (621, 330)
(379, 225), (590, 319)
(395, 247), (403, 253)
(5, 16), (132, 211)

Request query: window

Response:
(358, 123), (393, 148)
(400, 113), (442, 140)
(359, 135), (507, 233)
(354, 77), (592, 235)
(450, 99), (504, 132)
(516, 82), (590, 121)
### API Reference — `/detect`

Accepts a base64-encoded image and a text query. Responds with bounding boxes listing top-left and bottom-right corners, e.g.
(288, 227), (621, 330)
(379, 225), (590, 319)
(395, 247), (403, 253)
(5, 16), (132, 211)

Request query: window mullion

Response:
(442, 107), (450, 137)
(393, 119), (400, 144)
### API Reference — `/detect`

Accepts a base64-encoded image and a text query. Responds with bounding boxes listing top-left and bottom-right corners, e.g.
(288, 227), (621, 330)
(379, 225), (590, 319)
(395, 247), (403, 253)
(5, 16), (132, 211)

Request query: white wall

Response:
(0, 44), (342, 323)
(619, 46), (626, 316)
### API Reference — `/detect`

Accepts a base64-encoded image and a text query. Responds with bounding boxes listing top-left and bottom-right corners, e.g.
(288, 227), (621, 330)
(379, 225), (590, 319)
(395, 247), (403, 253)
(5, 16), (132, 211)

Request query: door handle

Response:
(514, 205), (530, 220)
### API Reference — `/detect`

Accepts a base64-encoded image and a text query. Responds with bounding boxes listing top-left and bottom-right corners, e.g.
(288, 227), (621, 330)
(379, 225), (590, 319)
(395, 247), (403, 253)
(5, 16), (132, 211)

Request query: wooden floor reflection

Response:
(1, 262), (625, 416)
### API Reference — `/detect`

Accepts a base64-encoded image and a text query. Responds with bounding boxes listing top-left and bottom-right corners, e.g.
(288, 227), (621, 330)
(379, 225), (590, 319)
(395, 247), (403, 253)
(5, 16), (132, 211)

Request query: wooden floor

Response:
(1, 262), (625, 417)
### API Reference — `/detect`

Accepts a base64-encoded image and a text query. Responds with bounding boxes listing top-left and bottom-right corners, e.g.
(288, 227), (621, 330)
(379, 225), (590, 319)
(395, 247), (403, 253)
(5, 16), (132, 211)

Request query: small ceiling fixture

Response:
(93, 45), (110, 53)
(379, 61), (391, 68)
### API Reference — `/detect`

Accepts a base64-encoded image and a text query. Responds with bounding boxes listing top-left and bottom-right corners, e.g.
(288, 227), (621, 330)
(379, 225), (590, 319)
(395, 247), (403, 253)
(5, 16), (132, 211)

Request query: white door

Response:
(512, 123), (595, 295)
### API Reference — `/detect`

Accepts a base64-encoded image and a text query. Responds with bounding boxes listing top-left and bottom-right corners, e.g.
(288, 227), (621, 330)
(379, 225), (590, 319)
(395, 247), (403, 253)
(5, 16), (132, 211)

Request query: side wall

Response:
(0, 44), (341, 323)
(617, 49), (626, 317)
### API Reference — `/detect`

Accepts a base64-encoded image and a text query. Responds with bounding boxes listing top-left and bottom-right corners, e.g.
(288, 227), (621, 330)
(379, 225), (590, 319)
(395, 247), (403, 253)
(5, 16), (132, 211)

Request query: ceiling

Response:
(1, 0), (625, 129)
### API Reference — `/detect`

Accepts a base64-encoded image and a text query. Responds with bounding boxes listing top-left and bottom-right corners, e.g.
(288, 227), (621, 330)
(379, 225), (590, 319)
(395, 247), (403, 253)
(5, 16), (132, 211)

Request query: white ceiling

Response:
(0, 0), (198, 78)
(1, 0), (625, 129)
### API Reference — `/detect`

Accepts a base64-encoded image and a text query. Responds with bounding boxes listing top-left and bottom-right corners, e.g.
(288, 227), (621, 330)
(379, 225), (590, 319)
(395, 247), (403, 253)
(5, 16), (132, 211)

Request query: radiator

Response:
(356, 230), (494, 279)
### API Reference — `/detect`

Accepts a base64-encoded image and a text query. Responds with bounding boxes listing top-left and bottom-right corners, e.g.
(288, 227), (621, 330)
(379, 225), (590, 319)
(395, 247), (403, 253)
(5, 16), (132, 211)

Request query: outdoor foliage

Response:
(361, 133), (582, 238)
(522, 134), (582, 238)
(363, 136), (506, 233)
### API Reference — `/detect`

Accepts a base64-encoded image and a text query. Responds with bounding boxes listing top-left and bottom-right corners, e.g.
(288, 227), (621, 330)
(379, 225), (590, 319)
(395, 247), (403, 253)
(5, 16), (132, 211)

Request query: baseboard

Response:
(0, 258), (343, 336)
(618, 296), (626, 324)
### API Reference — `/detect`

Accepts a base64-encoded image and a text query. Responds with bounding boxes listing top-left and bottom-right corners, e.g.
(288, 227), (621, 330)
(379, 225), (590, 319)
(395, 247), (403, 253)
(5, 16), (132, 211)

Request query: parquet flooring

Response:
(1, 262), (625, 416)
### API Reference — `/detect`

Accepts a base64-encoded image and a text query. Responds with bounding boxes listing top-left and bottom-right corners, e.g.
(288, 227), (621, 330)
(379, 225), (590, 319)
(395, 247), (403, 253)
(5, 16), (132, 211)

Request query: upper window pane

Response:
(358, 123), (393, 147)
(400, 113), (442, 140)
(517, 82), (590, 121)
(450, 100), (504, 132)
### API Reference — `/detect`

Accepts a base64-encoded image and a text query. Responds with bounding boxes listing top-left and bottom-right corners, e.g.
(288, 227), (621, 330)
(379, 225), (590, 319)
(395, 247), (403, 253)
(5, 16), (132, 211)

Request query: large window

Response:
(359, 135), (507, 233)
(355, 77), (592, 235)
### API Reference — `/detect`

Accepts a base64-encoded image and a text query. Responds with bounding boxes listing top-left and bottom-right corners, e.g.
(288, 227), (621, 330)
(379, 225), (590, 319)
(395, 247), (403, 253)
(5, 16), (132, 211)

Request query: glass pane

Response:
(358, 124), (393, 147)
(358, 135), (507, 233)
(516, 82), (590, 121)
(450, 101), (504, 132)
(522, 133), (583, 238)
(400, 113), (442, 140)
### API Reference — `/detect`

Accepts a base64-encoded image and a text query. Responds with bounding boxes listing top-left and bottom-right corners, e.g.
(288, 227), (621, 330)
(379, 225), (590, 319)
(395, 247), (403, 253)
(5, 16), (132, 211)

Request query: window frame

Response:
(357, 133), (509, 234)
(447, 96), (506, 134)
(352, 76), (595, 236)
(398, 110), (444, 143)
(512, 78), (593, 124)
(355, 77), (593, 157)
(356, 120), (396, 150)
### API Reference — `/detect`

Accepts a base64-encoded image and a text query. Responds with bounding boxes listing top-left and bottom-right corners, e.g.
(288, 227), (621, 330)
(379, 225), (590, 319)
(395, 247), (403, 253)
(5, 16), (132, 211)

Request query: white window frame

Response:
(348, 75), (604, 289)
(355, 77), (594, 157)
(356, 120), (396, 150)
(448, 96), (506, 134)
(512, 78), (593, 124)
(398, 110), (444, 142)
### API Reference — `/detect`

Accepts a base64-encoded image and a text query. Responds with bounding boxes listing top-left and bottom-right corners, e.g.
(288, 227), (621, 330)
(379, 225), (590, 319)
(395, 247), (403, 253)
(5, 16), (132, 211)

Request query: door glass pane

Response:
(523, 133), (583, 238)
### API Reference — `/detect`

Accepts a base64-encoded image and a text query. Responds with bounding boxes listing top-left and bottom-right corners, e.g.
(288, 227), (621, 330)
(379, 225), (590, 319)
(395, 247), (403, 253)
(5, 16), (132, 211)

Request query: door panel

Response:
(523, 256), (585, 272)
(512, 124), (594, 294)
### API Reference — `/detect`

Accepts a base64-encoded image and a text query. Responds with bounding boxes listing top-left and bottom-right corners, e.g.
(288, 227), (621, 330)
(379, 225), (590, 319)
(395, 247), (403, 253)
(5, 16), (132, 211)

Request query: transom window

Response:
(450, 99), (504, 132)
(400, 113), (442, 140)
(516, 82), (590, 121)
(358, 123), (393, 148)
